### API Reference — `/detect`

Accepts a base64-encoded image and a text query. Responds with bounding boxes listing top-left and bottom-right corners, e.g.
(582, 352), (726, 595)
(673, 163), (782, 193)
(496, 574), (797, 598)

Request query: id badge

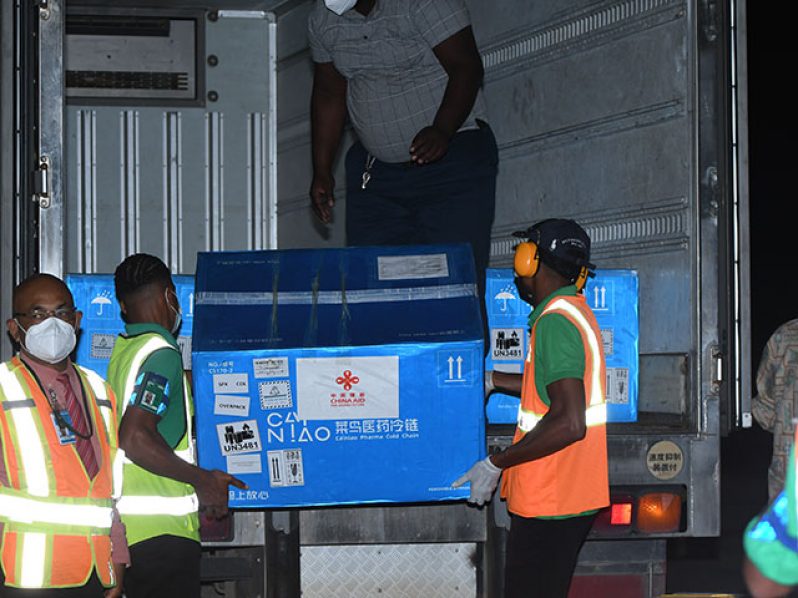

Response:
(51, 410), (77, 445)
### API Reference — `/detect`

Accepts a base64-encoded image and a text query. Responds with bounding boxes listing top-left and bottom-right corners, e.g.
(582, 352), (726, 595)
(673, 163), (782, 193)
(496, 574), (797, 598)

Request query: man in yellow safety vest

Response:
(107, 254), (245, 598)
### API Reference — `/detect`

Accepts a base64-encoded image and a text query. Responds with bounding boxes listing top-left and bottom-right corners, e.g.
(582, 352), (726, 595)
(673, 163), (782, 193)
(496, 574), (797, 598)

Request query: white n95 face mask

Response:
(324, 0), (357, 15)
(18, 317), (77, 364)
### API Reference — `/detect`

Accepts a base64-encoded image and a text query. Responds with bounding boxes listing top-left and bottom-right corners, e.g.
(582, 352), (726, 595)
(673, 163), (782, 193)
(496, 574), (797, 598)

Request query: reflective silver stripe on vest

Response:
(79, 366), (115, 440)
(545, 299), (604, 407)
(516, 402), (607, 432)
(0, 494), (113, 528)
(181, 373), (195, 465)
(116, 493), (199, 517)
(2, 399), (36, 410)
(516, 298), (607, 433)
(0, 363), (50, 498)
(20, 532), (46, 588)
(517, 409), (542, 432)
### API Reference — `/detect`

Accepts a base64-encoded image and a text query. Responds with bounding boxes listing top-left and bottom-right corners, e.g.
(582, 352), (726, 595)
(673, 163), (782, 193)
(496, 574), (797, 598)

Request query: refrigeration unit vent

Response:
(66, 70), (189, 92)
(65, 14), (199, 103)
(67, 16), (171, 38)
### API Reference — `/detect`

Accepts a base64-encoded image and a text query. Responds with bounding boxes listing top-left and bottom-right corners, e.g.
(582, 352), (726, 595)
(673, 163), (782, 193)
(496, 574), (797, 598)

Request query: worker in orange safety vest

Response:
(454, 218), (609, 598)
(0, 274), (127, 597)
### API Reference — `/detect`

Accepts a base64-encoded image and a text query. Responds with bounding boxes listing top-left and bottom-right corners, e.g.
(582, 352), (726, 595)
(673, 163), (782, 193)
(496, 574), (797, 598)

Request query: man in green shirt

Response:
(108, 254), (245, 598)
(455, 219), (608, 597)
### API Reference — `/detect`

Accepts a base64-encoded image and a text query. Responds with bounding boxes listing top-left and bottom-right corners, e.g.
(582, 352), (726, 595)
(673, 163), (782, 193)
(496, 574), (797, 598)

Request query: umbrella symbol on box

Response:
(494, 290), (516, 312)
(90, 291), (113, 316)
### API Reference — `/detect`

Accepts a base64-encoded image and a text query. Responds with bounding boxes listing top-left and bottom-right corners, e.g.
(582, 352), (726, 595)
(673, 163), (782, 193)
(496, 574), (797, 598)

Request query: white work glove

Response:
(485, 370), (495, 398)
(452, 457), (502, 506)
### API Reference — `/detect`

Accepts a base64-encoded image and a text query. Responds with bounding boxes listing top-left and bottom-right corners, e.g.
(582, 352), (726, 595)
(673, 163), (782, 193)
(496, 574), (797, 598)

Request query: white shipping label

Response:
(226, 453), (262, 475)
(606, 368), (629, 405)
(490, 328), (525, 361)
(214, 394), (251, 417)
(216, 420), (262, 455)
(259, 380), (293, 410)
(253, 357), (289, 379)
(377, 253), (449, 280)
(267, 449), (305, 487)
(177, 336), (192, 370)
(213, 373), (250, 394)
(90, 333), (116, 360)
(295, 356), (399, 421)
(600, 328), (614, 356)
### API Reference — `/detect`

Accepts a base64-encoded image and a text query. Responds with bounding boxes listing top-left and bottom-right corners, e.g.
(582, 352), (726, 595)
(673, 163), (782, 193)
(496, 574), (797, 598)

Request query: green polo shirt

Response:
(122, 323), (187, 449)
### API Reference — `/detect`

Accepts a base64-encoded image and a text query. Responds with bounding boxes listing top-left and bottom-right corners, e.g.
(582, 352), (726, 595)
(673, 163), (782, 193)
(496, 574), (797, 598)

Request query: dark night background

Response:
(665, 2), (791, 593)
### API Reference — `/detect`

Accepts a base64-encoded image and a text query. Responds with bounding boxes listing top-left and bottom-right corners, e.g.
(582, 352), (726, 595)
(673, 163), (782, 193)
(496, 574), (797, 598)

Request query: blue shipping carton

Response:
(485, 268), (639, 424)
(192, 245), (486, 508)
(67, 274), (196, 378)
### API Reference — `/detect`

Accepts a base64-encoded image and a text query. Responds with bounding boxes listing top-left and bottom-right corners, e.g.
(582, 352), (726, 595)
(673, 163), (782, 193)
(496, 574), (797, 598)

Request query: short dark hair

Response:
(114, 253), (171, 303)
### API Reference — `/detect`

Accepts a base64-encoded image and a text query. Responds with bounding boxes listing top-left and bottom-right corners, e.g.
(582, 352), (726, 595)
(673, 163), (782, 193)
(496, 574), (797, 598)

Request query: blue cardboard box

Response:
(66, 274), (195, 378)
(485, 268), (638, 424)
(484, 270), (530, 425)
(192, 245), (486, 508)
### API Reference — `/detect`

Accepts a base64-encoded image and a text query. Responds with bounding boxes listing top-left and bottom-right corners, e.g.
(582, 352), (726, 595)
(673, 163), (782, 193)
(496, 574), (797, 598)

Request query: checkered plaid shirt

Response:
(754, 318), (798, 499)
(308, 0), (488, 163)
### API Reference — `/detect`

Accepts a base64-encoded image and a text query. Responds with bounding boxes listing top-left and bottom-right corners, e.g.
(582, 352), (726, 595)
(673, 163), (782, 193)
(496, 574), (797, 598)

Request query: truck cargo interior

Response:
(0, 0), (755, 595)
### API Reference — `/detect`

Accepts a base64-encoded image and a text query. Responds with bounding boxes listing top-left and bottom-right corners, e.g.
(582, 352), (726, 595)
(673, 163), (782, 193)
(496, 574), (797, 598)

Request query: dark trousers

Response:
(345, 123), (498, 337)
(124, 535), (201, 598)
(0, 572), (105, 597)
(504, 512), (597, 598)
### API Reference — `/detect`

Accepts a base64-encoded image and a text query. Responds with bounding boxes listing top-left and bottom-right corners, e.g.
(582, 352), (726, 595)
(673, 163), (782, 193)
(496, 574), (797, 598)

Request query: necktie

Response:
(57, 372), (99, 479)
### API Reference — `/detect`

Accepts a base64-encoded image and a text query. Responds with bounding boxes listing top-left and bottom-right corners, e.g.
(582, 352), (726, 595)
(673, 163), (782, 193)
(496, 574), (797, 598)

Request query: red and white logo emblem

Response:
(296, 357), (399, 421)
(335, 370), (360, 391)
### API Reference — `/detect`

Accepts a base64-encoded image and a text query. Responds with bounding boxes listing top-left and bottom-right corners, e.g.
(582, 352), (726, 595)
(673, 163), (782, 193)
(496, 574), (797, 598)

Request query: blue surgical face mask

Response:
(165, 288), (182, 336)
(324, 0), (357, 15)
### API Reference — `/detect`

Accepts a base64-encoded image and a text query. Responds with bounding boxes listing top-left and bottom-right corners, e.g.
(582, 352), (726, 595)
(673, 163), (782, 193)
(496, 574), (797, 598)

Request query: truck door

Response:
(472, 0), (749, 539)
(0, 0), (65, 361)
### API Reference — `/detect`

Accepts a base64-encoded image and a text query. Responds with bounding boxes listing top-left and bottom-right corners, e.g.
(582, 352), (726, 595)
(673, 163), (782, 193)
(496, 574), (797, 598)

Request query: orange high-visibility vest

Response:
(501, 294), (609, 517)
(0, 357), (118, 589)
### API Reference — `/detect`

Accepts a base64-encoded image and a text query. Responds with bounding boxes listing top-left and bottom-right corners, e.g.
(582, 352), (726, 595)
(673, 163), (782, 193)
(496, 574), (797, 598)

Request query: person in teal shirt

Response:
(744, 440), (798, 597)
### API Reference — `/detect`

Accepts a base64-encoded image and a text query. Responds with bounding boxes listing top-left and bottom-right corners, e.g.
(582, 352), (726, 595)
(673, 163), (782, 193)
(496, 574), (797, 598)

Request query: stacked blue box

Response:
(485, 268), (639, 424)
(484, 270), (531, 424)
(192, 245), (485, 508)
(66, 274), (196, 378)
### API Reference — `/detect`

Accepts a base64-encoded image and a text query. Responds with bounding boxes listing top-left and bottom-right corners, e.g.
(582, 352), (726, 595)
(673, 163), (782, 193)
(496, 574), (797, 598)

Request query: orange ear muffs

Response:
(574, 266), (589, 292)
(514, 242), (540, 278)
